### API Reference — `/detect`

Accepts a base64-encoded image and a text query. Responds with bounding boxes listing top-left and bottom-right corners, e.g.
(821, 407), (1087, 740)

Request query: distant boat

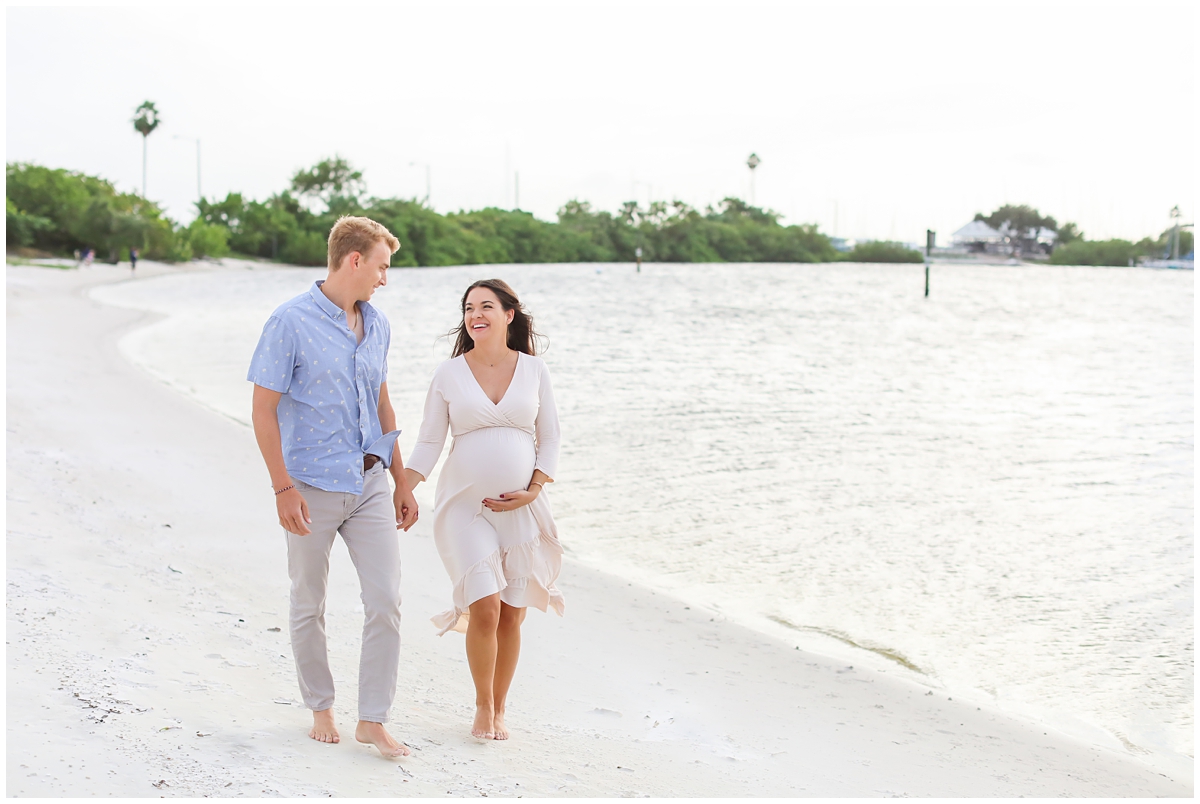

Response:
(1140, 257), (1194, 270)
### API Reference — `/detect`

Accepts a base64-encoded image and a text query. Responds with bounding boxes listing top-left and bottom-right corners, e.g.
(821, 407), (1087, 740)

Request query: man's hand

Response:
(395, 487), (419, 531)
(277, 487), (312, 535)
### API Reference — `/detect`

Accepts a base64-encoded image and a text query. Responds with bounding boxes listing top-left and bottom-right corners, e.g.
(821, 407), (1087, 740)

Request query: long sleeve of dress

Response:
(533, 358), (560, 479)
(406, 367), (450, 481)
(421, 353), (565, 635)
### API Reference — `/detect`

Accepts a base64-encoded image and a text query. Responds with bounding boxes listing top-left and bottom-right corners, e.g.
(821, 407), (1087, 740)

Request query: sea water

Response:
(92, 260), (1193, 771)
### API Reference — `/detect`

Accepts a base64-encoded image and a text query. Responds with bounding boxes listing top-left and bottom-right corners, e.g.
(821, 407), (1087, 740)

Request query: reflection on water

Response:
(94, 260), (1193, 766)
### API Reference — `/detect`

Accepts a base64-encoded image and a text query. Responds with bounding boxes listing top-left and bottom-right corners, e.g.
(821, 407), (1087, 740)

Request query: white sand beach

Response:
(5, 262), (1192, 797)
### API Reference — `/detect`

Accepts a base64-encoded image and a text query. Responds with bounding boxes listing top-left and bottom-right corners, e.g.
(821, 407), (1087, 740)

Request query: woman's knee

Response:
(497, 603), (526, 631)
(469, 594), (502, 630)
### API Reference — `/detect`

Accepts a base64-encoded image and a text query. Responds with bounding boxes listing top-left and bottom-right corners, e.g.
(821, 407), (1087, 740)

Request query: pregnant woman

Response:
(404, 278), (564, 741)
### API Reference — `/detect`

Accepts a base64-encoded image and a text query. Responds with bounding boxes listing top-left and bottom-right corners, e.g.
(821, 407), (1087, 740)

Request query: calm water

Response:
(94, 260), (1193, 769)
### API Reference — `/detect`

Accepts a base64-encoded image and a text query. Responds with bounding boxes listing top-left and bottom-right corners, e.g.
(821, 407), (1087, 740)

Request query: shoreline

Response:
(6, 261), (1192, 796)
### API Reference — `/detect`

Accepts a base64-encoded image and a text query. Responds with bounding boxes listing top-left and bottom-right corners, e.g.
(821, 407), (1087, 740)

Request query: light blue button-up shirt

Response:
(248, 281), (400, 494)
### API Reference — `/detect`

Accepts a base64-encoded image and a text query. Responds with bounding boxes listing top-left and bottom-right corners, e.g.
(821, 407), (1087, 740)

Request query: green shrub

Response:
(6, 197), (54, 246)
(843, 241), (923, 263)
(185, 218), (230, 259)
(1049, 239), (1139, 266)
(6, 162), (188, 260)
(280, 229), (327, 266)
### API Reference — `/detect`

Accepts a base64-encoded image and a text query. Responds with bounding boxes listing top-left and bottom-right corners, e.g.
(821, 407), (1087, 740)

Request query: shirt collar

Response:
(311, 280), (379, 332)
(310, 281), (343, 319)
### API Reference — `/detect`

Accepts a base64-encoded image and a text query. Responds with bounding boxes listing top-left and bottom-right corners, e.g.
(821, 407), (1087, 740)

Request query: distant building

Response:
(1030, 227), (1057, 251)
(951, 220), (1005, 253)
(951, 220), (1056, 256)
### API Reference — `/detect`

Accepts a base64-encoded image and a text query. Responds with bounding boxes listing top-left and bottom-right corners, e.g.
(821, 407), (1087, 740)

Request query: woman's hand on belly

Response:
(482, 486), (540, 512)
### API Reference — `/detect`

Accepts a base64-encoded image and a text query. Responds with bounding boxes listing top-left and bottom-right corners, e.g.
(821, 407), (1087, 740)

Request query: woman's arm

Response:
(405, 367), (451, 487)
(532, 359), (560, 481)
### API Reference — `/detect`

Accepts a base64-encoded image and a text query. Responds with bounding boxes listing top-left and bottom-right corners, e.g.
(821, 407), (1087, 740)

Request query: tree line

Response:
(193, 156), (864, 266)
(7, 158), (929, 266)
(16, 157), (1182, 269)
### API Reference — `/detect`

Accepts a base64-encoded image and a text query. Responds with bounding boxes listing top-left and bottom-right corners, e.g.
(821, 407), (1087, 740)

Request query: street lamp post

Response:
(1169, 205), (1182, 259)
(746, 152), (761, 206)
(409, 162), (431, 207)
(174, 135), (202, 201)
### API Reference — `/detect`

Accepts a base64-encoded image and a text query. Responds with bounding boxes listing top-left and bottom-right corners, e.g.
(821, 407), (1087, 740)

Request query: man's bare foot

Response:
(471, 704), (495, 739)
(309, 709), (340, 743)
(492, 709), (510, 740)
(355, 721), (411, 758)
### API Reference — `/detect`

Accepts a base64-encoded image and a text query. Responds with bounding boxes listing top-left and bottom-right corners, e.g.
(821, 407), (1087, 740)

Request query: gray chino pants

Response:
(286, 463), (401, 723)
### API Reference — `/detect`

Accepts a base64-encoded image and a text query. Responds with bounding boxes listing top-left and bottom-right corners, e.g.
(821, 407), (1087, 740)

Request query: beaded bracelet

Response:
(274, 484), (296, 495)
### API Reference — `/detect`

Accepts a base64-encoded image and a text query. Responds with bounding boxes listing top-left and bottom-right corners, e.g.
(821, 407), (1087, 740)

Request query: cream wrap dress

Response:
(407, 352), (565, 635)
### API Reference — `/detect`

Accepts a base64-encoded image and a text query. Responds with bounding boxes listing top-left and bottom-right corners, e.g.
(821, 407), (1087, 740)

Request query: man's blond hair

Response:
(327, 216), (400, 270)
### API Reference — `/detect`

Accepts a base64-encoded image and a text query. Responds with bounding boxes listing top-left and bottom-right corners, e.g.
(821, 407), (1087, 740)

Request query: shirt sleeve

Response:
(405, 364), (451, 481)
(533, 359), (560, 480)
(247, 315), (296, 392)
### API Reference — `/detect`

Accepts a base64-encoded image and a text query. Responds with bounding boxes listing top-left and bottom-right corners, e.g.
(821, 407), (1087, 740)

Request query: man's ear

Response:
(348, 251), (361, 271)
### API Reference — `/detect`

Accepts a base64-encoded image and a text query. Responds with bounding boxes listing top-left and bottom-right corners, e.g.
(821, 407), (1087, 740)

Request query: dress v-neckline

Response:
(463, 351), (520, 406)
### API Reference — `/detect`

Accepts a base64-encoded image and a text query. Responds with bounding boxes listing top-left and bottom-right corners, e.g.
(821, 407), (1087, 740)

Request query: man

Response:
(248, 215), (418, 758)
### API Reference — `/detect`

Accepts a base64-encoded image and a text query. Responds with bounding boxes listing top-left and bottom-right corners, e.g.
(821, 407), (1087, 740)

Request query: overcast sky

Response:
(6, 2), (1195, 244)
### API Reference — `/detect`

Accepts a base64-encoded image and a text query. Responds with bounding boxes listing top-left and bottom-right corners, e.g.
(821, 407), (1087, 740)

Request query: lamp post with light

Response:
(746, 152), (761, 206)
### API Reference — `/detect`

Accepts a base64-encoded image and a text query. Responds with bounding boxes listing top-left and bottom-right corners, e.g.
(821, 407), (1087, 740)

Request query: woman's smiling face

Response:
(463, 286), (514, 345)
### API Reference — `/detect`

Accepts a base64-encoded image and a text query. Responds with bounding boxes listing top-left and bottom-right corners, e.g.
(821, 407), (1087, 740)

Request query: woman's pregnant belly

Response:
(444, 426), (536, 498)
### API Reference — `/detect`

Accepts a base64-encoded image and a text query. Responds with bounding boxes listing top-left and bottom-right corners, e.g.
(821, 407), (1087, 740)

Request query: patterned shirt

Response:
(247, 281), (400, 494)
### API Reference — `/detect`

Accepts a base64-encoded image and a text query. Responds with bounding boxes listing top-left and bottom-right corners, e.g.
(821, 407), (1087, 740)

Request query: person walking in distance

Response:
(248, 216), (419, 758)
(129, 246), (139, 273)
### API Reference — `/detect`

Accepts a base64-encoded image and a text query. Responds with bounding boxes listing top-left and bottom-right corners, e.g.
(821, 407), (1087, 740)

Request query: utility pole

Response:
(747, 152), (761, 206)
(925, 229), (935, 298)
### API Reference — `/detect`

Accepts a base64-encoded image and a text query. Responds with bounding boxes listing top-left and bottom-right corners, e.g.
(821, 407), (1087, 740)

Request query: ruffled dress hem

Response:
(431, 531), (565, 636)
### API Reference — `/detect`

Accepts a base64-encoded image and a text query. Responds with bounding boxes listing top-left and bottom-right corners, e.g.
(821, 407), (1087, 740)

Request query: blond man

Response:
(249, 216), (418, 757)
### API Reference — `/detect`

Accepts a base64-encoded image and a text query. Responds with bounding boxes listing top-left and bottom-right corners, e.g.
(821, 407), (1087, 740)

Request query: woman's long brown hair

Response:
(449, 278), (543, 357)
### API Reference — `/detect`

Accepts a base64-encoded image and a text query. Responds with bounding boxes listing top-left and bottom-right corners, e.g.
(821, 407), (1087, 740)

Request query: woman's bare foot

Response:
(309, 709), (340, 743)
(354, 721), (411, 757)
(492, 709), (510, 740)
(471, 704), (495, 739)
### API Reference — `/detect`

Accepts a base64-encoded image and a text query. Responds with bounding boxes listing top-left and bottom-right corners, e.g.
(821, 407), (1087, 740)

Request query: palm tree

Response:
(132, 101), (161, 198)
